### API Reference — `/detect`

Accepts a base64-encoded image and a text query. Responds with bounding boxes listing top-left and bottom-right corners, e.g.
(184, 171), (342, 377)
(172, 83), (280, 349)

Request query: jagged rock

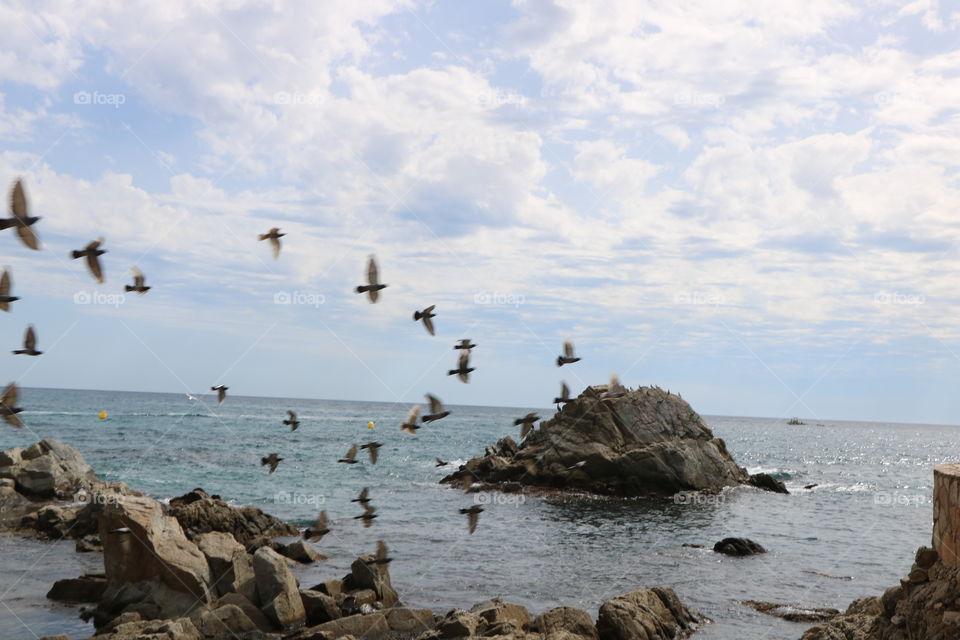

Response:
(441, 386), (749, 497)
(738, 600), (838, 622)
(252, 546), (305, 629)
(301, 590), (341, 625)
(92, 617), (202, 640)
(214, 592), (273, 631)
(596, 587), (706, 640)
(343, 553), (398, 607)
(384, 608), (435, 633)
(195, 531), (256, 602)
(168, 488), (297, 544)
(0, 439), (98, 499)
(748, 473), (789, 494)
(471, 599), (531, 629)
(534, 606), (599, 640)
(47, 574), (107, 603)
(713, 537), (766, 556)
(33, 504), (77, 539)
(310, 579), (343, 599)
(194, 603), (258, 637)
(307, 612), (389, 638)
(280, 539), (326, 564)
(436, 609), (482, 637)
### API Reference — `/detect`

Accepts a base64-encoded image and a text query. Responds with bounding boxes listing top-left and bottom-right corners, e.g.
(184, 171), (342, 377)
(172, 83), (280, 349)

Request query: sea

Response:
(0, 387), (951, 640)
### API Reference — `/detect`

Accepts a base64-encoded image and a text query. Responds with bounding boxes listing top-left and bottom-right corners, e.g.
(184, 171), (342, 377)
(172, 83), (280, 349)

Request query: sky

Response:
(1, 0), (959, 424)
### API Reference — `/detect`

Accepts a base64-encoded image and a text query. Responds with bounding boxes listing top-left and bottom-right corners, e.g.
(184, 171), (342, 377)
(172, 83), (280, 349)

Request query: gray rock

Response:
(195, 531), (256, 602)
(280, 539), (326, 564)
(3, 439), (98, 499)
(596, 587), (706, 640)
(301, 590), (341, 625)
(252, 546), (305, 629)
(534, 606), (598, 640)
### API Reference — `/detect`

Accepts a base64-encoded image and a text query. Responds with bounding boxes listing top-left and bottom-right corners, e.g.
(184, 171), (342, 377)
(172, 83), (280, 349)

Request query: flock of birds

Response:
(0, 177), (631, 558)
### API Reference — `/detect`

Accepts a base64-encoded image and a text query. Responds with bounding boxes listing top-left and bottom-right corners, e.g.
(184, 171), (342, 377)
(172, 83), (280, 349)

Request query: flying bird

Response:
(360, 441), (382, 464)
(460, 504), (484, 534)
(0, 267), (19, 311)
(12, 325), (41, 356)
(260, 453), (283, 473)
(258, 227), (285, 259)
(338, 444), (359, 464)
(355, 503), (377, 528)
(447, 350), (474, 383)
(351, 487), (371, 506)
(602, 374), (628, 400)
(556, 340), (581, 367)
(366, 540), (392, 566)
(71, 238), (107, 283)
(413, 305), (436, 335)
(211, 385), (228, 404)
(0, 382), (23, 428)
(513, 413), (540, 439)
(399, 405), (421, 434)
(454, 339), (476, 350)
(283, 410), (299, 431)
(124, 267), (150, 295)
(303, 511), (330, 542)
(355, 255), (387, 303)
(1, 179), (41, 250)
(553, 381), (572, 406)
(422, 394), (450, 423)
(435, 457), (449, 467)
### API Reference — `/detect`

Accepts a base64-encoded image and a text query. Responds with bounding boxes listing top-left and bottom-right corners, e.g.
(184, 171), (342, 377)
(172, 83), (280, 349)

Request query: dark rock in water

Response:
(738, 600), (838, 622)
(168, 488), (298, 544)
(713, 537), (767, 556)
(441, 385), (749, 497)
(46, 573), (107, 603)
(748, 472), (789, 494)
(803, 483), (818, 490)
(596, 587), (708, 639)
(682, 543), (705, 549)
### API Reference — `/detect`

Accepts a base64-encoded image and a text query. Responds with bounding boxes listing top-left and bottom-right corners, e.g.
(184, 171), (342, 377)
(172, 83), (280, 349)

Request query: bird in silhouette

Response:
(602, 373), (628, 400)
(360, 441), (382, 464)
(260, 453), (283, 473)
(454, 339), (475, 350)
(0, 382), (23, 428)
(283, 410), (299, 431)
(124, 267), (150, 294)
(71, 238), (106, 283)
(211, 385), (228, 404)
(460, 504), (483, 534)
(351, 487), (371, 506)
(303, 511), (330, 541)
(399, 405), (421, 434)
(447, 350), (474, 383)
(413, 305), (436, 335)
(513, 413), (540, 439)
(1, 179), (41, 250)
(355, 255), (387, 303)
(556, 340), (580, 367)
(422, 394), (450, 423)
(435, 457), (449, 467)
(12, 325), (41, 356)
(0, 267), (19, 311)
(366, 540), (392, 566)
(338, 444), (359, 464)
(553, 381), (572, 406)
(355, 503), (377, 528)
(258, 227), (285, 259)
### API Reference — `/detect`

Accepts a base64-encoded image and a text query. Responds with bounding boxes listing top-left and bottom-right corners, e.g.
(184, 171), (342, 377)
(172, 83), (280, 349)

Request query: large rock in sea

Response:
(442, 385), (748, 497)
(0, 439), (98, 499)
(596, 587), (707, 639)
(168, 488), (298, 544)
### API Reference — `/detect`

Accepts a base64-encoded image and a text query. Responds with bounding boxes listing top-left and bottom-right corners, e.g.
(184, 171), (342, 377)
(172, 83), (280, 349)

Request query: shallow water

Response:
(0, 388), (950, 639)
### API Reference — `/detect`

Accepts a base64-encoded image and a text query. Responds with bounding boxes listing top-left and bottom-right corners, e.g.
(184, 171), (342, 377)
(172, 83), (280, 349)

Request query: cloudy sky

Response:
(1, 0), (959, 424)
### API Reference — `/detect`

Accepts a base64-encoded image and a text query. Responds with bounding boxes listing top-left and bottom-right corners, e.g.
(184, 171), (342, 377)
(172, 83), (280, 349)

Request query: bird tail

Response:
(124, 285), (134, 292)
(556, 356), (563, 367)
(446, 369), (457, 376)
(356, 285), (370, 293)
(413, 310), (422, 320)
(0, 220), (16, 230)
(11, 350), (23, 355)
(258, 233), (269, 240)
(70, 250), (83, 259)
(259, 457), (268, 466)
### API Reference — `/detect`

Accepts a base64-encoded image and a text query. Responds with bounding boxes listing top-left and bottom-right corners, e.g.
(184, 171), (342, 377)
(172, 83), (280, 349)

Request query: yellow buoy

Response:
(98, 410), (107, 420)
(367, 421), (375, 430)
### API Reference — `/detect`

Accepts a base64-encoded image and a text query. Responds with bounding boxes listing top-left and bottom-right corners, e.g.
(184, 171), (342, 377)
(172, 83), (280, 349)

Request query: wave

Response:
(746, 466), (793, 480)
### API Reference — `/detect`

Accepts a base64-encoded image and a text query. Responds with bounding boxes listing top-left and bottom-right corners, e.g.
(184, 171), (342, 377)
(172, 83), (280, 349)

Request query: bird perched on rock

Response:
(602, 373), (628, 400)
(71, 238), (106, 283)
(460, 504), (483, 534)
(556, 340), (580, 367)
(1, 179), (41, 250)
(447, 350), (474, 383)
(413, 305), (436, 335)
(351, 487), (371, 506)
(125, 267), (150, 295)
(258, 227), (285, 259)
(454, 338), (475, 350)
(366, 540), (392, 566)
(303, 511), (329, 541)
(0, 267), (17, 312)
(283, 410), (299, 431)
(435, 457), (449, 467)
(513, 413), (540, 439)
(422, 394), (450, 423)
(211, 385), (228, 404)
(260, 453), (283, 473)
(360, 441), (382, 464)
(12, 325), (41, 356)
(0, 382), (23, 428)
(338, 444), (359, 464)
(399, 405), (421, 434)
(355, 255), (387, 303)
(355, 504), (377, 527)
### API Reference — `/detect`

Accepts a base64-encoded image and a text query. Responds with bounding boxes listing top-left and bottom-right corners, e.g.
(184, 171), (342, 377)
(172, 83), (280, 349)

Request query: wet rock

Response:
(713, 537), (766, 556)
(738, 600), (838, 622)
(596, 587), (706, 640)
(47, 574), (107, 603)
(252, 546), (305, 629)
(748, 473), (789, 494)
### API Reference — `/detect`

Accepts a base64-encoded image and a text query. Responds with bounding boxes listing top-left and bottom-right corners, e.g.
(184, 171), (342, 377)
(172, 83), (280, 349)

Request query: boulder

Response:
(534, 606), (599, 640)
(384, 607), (435, 633)
(168, 488), (298, 544)
(343, 553), (398, 607)
(46, 573), (107, 603)
(252, 546), (305, 629)
(308, 612), (389, 638)
(195, 531), (256, 602)
(97, 617), (202, 640)
(471, 599), (531, 629)
(738, 600), (838, 622)
(712, 538), (766, 556)
(441, 386), (749, 497)
(76, 534), (103, 553)
(280, 539), (326, 564)
(300, 590), (341, 625)
(0, 439), (97, 499)
(214, 592), (273, 632)
(748, 473), (789, 494)
(436, 609), (483, 638)
(596, 587), (706, 640)
(194, 603), (258, 637)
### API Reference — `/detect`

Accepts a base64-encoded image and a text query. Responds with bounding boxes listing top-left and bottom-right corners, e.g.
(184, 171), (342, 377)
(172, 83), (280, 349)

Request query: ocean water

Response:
(0, 387), (952, 640)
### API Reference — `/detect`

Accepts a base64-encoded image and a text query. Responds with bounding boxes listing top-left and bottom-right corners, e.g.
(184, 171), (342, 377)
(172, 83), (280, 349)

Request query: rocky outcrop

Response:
(596, 588), (707, 640)
(739, 600), (838, 622)
(748, 473), (789, 494)
(441, 385), (751, 497)
(167, 488), (298, 544)
(252, 546), (306, 629)
(0, 439), (98, 499)
(47, 574), (107, 603)
(713, 538), (767, 556)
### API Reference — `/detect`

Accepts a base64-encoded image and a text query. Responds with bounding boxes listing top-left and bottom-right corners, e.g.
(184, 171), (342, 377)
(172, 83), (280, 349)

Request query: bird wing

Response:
(287, 410), (296, 420)
(88, 238), (103, 251)
(564, 340), (575, 358)
(367, 256), (378, 285)
(424, 305), (435, 314)
(426, 394), (441, 413)
(2, 382), (18, 407)
(363, 503), (376, 515)
(346, 444), (358, 460)
(132, 267), (144, 287)
(369, 446), (379, 464)
(435, 457), (445, 465)
(10, 179), (26, 219)
(269, 235), (281, 259)
(521, 422), (532, 439)
(315, 510), (327, 530)
(467, 510), (479, 534)
(405, 405), (421, 424)
(86, 253), (104, 283)
(423, 314), (435, 336)
(560, 381), (569, 399)
(24, 326), (35, 350)
(376, 540), (388, 559)
(458, 351), (470, 370)
(0, 269), (8, 298)
(358, 487), (368, 501)
(16, 223), (39, 250)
